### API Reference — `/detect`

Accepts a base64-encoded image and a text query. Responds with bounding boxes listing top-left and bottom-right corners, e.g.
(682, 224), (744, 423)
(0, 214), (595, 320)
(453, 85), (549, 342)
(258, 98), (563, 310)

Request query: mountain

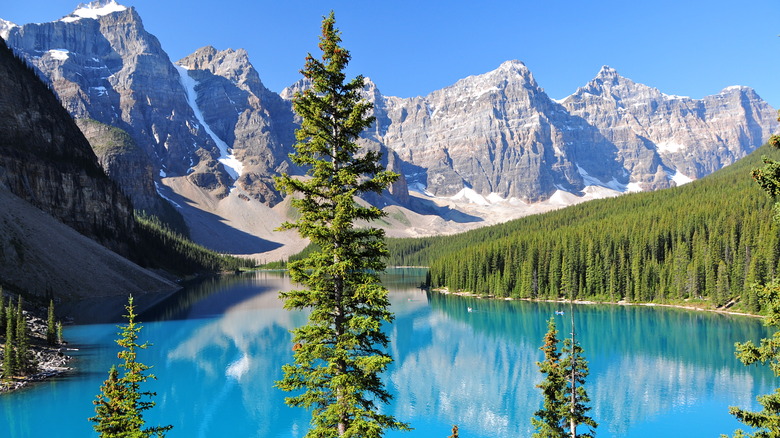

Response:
(2, 1), (235, 213)
(175, 45), (295, 205)
(0, 36), (177, 299)
(3, 1), (777, 259)
(389, 143), (780, 313)
(560, 66), (777, 190)
(376, 60), (626, 202)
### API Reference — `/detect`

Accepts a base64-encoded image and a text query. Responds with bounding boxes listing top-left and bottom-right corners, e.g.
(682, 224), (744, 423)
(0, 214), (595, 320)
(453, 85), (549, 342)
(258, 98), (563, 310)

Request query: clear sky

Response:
(3, 0), (780, 108)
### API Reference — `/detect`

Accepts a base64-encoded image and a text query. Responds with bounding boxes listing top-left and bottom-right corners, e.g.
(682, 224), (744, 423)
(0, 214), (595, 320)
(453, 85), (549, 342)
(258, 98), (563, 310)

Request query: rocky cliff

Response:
(75, 118), (187, 233)
(376, 61), (626, 201)
(176, 45), (295, 205)
(2, 1), (234, 205)
(0, 36), (134, 254)
(3, 1), (777, 254)
(560, 66), (778, 190)
(0, 36), (177, 299)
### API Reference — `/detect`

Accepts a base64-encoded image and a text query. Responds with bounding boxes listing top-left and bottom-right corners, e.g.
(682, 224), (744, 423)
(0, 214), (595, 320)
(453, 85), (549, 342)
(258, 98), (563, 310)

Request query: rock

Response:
(0, 37), (134, 255)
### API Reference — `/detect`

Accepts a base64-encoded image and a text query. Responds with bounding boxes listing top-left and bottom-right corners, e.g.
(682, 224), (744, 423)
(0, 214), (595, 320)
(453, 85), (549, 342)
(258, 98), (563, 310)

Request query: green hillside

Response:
(387, 144), (780, 313)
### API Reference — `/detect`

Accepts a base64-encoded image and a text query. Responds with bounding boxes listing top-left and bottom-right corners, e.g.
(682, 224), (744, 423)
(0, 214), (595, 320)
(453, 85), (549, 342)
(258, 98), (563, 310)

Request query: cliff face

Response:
(0, 37), (135, 254)
(3, 5), (234, 201)
(560, 66), (778, 190)
(176, 46), (296, 205)
(75, 118), (187, 233)
(0, 36), (180, 300)
(376, 61), (625, 201)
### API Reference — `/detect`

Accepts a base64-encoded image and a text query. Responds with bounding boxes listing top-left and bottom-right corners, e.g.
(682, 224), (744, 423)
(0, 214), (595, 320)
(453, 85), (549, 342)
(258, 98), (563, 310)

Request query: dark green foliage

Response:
(532, 318), (596, 438)
(90, 295), (172, 437)
(561, 337), (596, 437)
(134, 212), (255, 274)
(724, 124), (780, 438)
(14, 297), (34, 375)
(274, 11), (408, 437)
(46, 299), (57, 346)
(724, 281), (780, 438)
(0, 291), (5, 338)
(388, 144), (780, 312)
(532, 318), (567, 438)
(3, 306), (15, 378)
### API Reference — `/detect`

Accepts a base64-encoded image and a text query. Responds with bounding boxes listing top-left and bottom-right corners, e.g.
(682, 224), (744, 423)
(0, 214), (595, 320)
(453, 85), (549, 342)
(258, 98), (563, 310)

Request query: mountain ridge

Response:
(2, 1), (777, 259)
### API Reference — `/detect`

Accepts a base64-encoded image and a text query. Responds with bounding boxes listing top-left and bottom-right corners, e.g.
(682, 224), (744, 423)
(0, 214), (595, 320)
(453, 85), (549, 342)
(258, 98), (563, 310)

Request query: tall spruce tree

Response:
(723, 114), (780, 438)
(532, 318), (567, 438)
(532, 315), (596, 438)
(0, 289), (5, 338)
(89, 295), (172, 437)
(274, 11), (408, 437)
(15, 296), (33, 375)
(561, 337), (597, 438)
(47, 299), (57, 346)
(3, 306), (15, 378)
(724, 280), (780, 438)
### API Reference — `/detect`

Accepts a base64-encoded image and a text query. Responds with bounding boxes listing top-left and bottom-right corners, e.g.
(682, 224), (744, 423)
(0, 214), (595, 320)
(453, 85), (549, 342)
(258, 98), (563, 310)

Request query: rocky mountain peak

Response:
(590, 65), (624, 88)
(564, 65), (664, 110)
(436, 59), (540, 102)
(0, 18), (16, 39)
(60, 0), (128, 23)
(497, 59), (531, 75)
(178, 45), (266, 94)
(280, 77), (311, 100)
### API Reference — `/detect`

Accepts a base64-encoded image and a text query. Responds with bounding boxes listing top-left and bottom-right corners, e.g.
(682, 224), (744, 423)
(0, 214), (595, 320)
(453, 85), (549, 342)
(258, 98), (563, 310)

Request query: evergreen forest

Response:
(387, 144), (780, 313)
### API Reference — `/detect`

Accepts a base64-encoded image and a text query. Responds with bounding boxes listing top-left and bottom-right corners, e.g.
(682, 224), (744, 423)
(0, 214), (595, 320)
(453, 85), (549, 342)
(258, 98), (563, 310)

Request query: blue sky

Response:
(4, 0), (780, 107)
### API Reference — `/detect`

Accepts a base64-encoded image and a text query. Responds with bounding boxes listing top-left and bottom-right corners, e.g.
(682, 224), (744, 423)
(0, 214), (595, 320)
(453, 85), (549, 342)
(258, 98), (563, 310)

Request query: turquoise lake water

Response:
(1, 268), (775, 437)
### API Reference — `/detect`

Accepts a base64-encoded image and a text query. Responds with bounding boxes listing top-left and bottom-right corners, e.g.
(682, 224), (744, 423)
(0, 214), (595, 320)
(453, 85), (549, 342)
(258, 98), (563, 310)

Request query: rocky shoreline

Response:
(435, 288), (762, 319)
(0, 309), (73, 394)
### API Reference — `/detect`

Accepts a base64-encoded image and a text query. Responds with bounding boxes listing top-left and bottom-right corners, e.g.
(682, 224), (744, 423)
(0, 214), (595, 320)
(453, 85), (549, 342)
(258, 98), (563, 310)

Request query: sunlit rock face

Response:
(560, 66), (778, 190)
(3, 3), (233, 200)
(376, 61), (625, 202)
(4, 2), (776, 216)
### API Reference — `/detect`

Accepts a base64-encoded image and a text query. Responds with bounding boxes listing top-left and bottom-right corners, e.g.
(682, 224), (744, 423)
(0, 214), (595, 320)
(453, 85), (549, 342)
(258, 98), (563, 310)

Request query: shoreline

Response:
(0, 310), (73, 395)
(434, 288), (762, 319)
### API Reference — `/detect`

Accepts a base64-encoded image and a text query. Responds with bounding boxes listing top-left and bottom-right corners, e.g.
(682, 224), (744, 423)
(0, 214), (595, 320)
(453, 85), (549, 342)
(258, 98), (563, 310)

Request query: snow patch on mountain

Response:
(577, 165), (632, 193)
(176, 64), (244, 182)
(669, 171), (693, 186)
(47, 49), (71, 61)
(656, 140), (686, 154)
(61, 0), (127, 22)
(0, 19), (17, 40)
(451, 188), (490, 206)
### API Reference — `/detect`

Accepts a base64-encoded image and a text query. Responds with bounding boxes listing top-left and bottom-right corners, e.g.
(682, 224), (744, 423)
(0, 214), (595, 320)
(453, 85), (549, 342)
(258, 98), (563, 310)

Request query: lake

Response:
(1, 269), (774, 437)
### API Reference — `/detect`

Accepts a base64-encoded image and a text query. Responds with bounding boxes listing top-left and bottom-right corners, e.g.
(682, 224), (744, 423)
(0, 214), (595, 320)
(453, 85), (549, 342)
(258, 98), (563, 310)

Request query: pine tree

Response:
(274, 11), (408, 438)
(531, 318), (567, 438)
(3, 306), (15, 378)
(91, 365), (129, 437)
(723, 280), (780, 438)
(0, 290), (5, 338)
(561, 337), (597, 438)
(47, 299), (57, 346)
(89, 295), (172, 437)
(15, 296), (33, 375)
(723, 116), (780, 437)
(532, 315), (596, 438)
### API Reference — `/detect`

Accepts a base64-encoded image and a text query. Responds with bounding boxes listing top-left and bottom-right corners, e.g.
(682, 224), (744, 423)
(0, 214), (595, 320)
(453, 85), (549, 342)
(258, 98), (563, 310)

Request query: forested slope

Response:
(387, 144), (780, 312)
